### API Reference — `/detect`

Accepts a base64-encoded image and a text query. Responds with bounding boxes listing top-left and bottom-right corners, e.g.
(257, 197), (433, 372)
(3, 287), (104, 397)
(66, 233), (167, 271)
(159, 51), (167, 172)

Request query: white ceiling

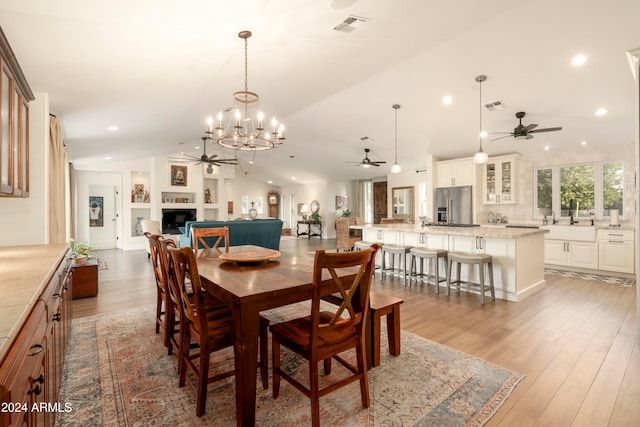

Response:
(1, 0), (639, 185)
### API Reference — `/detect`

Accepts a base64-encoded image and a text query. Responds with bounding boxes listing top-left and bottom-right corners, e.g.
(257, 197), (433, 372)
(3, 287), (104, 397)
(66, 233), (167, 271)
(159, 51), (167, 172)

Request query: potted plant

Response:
(310, 211), (322, 223)
(338, 209), (353, 218)
(69, 238), (92, 265)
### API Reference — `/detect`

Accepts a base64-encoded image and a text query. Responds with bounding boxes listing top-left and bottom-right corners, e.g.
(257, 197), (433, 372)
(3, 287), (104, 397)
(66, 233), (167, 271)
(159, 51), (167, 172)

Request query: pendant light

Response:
(473, 75), (489, 164)
(391, 104), (402, 174)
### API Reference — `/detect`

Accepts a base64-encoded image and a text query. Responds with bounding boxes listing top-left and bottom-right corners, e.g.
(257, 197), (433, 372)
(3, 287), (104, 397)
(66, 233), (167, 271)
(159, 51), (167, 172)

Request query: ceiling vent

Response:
(484, 101), (504, 111)
(333, 15), (368, 33)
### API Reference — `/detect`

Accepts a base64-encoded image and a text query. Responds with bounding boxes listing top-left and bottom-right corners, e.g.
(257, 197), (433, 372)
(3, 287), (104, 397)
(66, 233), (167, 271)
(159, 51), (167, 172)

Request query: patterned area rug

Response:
(545, 268), (636, 287)
(59, 304), (523, 426)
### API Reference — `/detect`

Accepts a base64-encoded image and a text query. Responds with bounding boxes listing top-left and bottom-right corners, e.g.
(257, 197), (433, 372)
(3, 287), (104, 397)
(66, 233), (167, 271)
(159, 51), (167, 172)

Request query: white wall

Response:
(225, 174), (276, 220)
(0, 93), (51, 246)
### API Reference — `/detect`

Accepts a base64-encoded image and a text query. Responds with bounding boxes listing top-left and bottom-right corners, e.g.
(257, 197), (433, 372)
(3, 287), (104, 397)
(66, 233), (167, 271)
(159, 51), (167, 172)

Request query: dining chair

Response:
(167, 246), (269, 417)
(192, 226), (230, 256)
(269, 243), (380, 427)
(145, 233), (170, 349)
(335, 217), (360, 252)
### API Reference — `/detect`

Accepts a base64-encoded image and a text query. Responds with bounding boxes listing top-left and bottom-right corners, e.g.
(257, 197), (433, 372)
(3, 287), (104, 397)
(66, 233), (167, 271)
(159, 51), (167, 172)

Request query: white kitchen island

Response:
(358, 224), (548, 302)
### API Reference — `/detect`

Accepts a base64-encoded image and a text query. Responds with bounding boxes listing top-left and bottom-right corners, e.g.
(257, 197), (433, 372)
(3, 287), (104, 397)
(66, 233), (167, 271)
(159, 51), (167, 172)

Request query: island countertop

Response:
(354, 223), (548, 239)
(0, 244), (68, 361)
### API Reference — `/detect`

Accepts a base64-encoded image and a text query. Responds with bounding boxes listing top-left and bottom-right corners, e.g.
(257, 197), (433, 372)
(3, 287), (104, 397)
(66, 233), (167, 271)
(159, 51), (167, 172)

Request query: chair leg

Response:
(356, 337), (371, 408)
(456, 262), (462, 293)
(155, 290), (162, 334)
(310, 360), (321, 427)
(272, 336), (281, 398)
(480, 263), (486, 305)
(387, 307), (401, 357)
(259, 321), (269, 390)
(446, 259), (452, 296)
(489, 261), (496, 301)
(196, 346), (209, 417)
(433, 257), (440, 294)
(178, 327), (190, 387)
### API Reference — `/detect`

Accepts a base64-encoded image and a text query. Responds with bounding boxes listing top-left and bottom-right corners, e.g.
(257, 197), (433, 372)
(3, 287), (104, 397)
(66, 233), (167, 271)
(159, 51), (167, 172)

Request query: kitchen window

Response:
(534, 161), (624, 218)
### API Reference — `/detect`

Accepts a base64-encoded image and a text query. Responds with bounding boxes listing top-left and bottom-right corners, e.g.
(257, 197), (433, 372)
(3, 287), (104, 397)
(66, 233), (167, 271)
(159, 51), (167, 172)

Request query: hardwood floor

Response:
(74, 238), (639, 426)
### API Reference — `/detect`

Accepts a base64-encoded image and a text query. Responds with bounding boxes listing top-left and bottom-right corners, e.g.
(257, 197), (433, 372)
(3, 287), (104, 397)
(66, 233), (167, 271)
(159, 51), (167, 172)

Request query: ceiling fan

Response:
(170, 136), (239, 167)
(490, 111), (562, 141)
(347, 148), (386, 168)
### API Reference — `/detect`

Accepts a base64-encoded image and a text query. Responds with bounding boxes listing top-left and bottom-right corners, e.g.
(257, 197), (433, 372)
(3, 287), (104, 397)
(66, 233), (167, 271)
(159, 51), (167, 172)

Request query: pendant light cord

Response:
(479, 78), (483, 150)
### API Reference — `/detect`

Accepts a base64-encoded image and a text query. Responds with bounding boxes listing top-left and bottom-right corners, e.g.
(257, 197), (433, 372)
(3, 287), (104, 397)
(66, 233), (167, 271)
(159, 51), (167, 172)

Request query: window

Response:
(534, 161), (624, 218)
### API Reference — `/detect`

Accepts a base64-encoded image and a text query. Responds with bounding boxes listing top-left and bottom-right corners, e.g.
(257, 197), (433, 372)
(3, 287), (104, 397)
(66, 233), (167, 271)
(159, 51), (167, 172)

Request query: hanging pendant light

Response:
(391, 104), (402, 174)
(473, 75), (489, 164)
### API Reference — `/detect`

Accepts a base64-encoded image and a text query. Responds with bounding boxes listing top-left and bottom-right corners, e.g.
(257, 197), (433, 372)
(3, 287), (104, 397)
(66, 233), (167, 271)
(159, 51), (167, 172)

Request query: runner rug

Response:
(59, 303), (523, 426)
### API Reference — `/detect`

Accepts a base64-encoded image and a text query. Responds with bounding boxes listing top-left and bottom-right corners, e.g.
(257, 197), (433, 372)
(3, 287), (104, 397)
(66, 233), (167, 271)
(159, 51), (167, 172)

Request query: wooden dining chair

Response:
(335, 217), (360, 252)
(269, 244), (380, 427)
(157, 236), (187, 355)
(191, 226), (229, 256)
(167, 246), (270, 417)
(145, 233), (170, 349)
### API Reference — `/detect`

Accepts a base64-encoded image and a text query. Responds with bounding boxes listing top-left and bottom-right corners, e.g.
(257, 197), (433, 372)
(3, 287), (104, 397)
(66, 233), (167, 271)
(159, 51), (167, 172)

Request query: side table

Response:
(71, 258), (99, 299)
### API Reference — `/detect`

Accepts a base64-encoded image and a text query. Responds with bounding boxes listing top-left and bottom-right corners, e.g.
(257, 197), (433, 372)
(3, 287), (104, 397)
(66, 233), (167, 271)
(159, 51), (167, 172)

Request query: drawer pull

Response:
(28, 383), (42, 396)
(33, 373), (45, 384)
(27, 344), (44, 357)
(53, 293), (61, 299)
(53, 312), (61, 321)
(608, 233), (624, 236)
(608, 240), (624, 244)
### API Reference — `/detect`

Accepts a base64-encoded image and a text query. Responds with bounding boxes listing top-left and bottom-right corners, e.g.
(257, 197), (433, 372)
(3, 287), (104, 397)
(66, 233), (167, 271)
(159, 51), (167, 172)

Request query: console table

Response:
(71, 258), (99, 299)
(297, 220), (323, 239)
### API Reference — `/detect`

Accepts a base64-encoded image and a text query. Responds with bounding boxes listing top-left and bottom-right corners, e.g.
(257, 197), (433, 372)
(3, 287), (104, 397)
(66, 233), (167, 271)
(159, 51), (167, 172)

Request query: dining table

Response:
(195, 244), (369, 427)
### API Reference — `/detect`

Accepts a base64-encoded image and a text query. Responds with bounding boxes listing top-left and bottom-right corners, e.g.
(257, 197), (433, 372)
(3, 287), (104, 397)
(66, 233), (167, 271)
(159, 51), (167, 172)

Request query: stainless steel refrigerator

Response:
(435, 186), (473, 224)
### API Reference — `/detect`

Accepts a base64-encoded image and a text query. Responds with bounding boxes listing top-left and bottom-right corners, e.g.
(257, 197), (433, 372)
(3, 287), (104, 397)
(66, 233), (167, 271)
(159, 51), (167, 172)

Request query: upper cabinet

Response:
(0, 28), (34, 198)
(482, 154), (520, 204)
(435, 158), (474, 188)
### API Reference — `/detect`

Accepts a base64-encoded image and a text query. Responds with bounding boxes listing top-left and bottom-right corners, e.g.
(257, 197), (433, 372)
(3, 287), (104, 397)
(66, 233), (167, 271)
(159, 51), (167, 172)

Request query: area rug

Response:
(545, 268), (636, 287)
(58, 304), (523, 426)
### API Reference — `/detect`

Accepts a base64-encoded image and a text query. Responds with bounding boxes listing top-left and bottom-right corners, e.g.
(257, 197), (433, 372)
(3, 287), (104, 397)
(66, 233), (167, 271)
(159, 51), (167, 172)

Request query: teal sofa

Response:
(177, 219), (283, 250)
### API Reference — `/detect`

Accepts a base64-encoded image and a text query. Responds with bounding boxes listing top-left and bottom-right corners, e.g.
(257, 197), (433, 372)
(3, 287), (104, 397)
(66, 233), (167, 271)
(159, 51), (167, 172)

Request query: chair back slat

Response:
(192, 227), (230, 256)
(168, 246), (209, 338)
(159, 238), (180, 305)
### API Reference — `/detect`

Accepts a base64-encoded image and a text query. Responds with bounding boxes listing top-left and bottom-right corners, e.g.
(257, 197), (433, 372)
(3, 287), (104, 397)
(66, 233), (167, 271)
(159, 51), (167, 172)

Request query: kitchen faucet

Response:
(551, 211), (558, 224)
(569, 200), (579, 225)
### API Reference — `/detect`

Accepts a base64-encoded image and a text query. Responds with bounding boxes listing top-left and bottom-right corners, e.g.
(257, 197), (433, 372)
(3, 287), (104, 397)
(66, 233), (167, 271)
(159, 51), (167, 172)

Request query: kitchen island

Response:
(357, 224), (548, 302)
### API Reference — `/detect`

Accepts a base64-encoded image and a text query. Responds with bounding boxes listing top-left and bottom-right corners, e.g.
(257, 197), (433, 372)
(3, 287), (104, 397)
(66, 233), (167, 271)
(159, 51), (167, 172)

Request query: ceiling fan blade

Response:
(490, 134), (515, 141)
(529, 127), (562, 133)
(488, 132), (512, 135)
(372, 161), (386, 165)
(522, 123), (538, 132)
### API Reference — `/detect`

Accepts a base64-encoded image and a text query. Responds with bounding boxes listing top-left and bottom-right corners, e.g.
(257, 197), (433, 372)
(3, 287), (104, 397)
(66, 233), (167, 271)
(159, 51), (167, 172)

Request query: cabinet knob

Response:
(53, 312), (61, 321)
(28, 383), (42, 396)
(27, 344), (44, 357)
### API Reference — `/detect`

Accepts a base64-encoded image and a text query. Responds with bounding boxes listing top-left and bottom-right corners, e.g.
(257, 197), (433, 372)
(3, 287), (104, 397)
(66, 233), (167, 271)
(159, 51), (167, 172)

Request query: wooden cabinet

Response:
(0, 28), (34, 198)
(598, 229), (635, 274)
(435, 158), (474, 188)
(482, 154), (519, 204)
(544, 239), (598, 269)
(71, 259), (99, 299)
(0, 249), (71, 427)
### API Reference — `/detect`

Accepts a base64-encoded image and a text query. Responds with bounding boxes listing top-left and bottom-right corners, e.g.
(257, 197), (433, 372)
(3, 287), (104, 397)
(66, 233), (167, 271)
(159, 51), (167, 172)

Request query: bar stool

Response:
(408, 247), (448, 293)
(380, 244), (413, 284)
(446, 251), (495, 304)
(354, 240), (382, 275)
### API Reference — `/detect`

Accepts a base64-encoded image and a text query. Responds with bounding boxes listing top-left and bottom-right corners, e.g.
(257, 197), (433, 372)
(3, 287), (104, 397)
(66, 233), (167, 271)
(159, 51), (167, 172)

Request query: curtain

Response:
(48, 115), (69, 243)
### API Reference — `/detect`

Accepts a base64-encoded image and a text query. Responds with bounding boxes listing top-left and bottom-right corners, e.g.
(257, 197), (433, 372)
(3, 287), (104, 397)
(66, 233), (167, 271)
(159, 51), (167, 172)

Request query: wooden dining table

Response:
(195, 245), (367, 427)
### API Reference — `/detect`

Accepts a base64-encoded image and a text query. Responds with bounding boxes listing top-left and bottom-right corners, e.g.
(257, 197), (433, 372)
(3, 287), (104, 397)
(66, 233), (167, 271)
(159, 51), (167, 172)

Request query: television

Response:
(162, 209), (197, 234)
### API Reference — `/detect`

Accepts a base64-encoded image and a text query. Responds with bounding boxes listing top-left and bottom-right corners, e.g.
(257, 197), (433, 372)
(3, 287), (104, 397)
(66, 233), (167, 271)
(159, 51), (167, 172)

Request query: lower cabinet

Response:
(0, 249), (71, 427)
(544, 239), (598, 270)
(597, 229), (635, 274)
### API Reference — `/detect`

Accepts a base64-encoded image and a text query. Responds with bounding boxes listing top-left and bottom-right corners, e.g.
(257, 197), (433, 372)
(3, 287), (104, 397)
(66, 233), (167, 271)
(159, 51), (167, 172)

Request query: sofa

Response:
(177, 219), (284, 250)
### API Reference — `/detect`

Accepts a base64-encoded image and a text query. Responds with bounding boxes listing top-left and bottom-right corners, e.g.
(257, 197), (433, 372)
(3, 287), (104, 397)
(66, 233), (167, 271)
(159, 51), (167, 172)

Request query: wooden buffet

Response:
(0, 245), (72, 427)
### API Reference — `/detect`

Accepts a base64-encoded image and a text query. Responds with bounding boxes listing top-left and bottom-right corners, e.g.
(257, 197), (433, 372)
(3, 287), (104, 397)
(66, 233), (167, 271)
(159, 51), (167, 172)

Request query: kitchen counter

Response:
(0, 244), (68, 361)
(355, 223), (548, 239)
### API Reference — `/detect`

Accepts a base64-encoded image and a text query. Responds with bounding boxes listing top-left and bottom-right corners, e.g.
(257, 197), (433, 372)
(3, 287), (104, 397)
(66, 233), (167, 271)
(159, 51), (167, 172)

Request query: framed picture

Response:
(227, 201), (234, 215)
(335, 195), (348, 210)
(171, 165), (187, 186)
(89, 196), (104, 227)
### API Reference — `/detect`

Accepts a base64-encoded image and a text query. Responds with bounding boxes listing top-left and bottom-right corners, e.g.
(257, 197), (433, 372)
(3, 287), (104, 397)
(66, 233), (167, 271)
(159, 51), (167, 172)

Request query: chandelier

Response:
(206, 31), (285, 153)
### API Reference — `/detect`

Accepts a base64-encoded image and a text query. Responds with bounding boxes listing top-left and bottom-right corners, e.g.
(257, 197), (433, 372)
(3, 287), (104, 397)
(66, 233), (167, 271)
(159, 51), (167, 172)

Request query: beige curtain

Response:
(48, 115), (69, 244)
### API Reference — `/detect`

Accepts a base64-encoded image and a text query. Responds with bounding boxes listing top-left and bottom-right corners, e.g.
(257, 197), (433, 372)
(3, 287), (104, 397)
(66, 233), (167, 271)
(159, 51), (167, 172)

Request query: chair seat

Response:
(381, 244), (412, 254)
(270, 312), (357, 351)
(410, 247), (447, 257)
(448, 251), (492, 263)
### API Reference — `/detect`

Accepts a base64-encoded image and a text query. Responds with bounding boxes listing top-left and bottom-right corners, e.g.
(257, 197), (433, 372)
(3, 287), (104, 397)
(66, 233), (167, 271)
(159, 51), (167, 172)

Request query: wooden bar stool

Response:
(408, 247), (448, 293)
(446, 251), (495, 304)
(380, 244), (413, 284)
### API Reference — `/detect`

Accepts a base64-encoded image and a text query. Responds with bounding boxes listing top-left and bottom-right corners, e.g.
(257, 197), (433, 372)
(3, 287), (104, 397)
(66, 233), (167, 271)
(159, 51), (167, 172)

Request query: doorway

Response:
(373, 181), (387, 224)
(89, 185), (117, 249)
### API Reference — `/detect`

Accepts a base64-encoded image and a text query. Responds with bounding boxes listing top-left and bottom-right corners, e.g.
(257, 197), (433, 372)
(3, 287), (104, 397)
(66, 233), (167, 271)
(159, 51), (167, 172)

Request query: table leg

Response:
(232, 305), (260, 426)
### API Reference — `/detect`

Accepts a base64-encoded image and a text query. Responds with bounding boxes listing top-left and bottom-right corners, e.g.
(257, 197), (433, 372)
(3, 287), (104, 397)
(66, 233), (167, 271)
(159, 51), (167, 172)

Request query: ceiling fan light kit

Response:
(490, 111), (562, 141)
(474, 75), (488, 164)
(349, 148), (386, 168)
(391, 104), (402, 174)
(203, 30), (284, 174)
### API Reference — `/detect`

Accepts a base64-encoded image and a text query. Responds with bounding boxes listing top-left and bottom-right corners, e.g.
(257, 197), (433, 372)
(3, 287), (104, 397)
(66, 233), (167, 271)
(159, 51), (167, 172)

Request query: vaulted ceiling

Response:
(1, 0), (639, 185)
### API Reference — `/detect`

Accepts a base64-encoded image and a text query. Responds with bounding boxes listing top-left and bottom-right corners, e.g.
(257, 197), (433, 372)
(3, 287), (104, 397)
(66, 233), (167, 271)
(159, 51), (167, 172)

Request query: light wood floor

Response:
(74, 238), (639, 427)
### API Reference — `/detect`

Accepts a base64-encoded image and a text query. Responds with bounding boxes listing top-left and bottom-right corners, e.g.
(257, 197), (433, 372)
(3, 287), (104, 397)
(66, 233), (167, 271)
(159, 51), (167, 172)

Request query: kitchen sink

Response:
(539, 225), (596, 241)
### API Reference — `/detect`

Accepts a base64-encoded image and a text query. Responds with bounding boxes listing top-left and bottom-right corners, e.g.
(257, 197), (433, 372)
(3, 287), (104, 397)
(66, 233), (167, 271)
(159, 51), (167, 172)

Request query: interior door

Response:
(373, 181), (387, 224)
(88, 185), (117, 249)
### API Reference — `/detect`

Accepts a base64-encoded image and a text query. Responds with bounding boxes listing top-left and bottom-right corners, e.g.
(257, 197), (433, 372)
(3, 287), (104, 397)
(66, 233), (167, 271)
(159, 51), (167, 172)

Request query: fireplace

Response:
(162, 208), (197, 235)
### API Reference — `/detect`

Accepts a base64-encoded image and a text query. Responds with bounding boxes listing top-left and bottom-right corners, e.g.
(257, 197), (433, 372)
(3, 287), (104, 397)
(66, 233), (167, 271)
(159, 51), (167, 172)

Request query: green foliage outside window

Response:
(560, 165), (594, 216)
(603, 162), (623, 215)
(536, 169), (552, 216)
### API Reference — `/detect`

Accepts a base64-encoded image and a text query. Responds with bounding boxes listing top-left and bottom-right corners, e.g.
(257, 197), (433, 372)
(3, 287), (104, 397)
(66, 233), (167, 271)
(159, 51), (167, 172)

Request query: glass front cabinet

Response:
(482, 154), (520, 204)
(0, 28), (34, 198)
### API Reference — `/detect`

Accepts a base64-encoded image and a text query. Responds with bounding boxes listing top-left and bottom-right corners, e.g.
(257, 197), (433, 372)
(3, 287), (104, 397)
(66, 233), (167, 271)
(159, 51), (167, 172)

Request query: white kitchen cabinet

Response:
(543, 239), (598, 269)
(362, 227), (400, 245)
(597, 229), (635, 274)
(482, 154), (519, 204)
(435, 158), (474, 188)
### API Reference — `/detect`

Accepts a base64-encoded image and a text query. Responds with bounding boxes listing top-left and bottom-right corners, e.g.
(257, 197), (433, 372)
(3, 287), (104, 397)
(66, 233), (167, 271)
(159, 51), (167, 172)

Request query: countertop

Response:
(354, 223), (548, 239)
(0, 244), (68, 362)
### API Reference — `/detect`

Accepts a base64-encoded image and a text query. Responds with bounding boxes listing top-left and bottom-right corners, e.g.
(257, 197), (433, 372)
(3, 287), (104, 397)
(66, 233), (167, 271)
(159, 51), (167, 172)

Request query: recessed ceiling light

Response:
(595, 108), (608, 116)
(479, 131), (487, 138)
(107, 126), (119, 131)
(291, 177), (296, 180)
(104, 156), (112, 160)
(195, 146), (200, 150)
(544, 146), (550, 151)
(571, 55), (587, 66)
(581, 141), (587, 146)
(268, 180), (272, 184)
(442, 96), (453, 105)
